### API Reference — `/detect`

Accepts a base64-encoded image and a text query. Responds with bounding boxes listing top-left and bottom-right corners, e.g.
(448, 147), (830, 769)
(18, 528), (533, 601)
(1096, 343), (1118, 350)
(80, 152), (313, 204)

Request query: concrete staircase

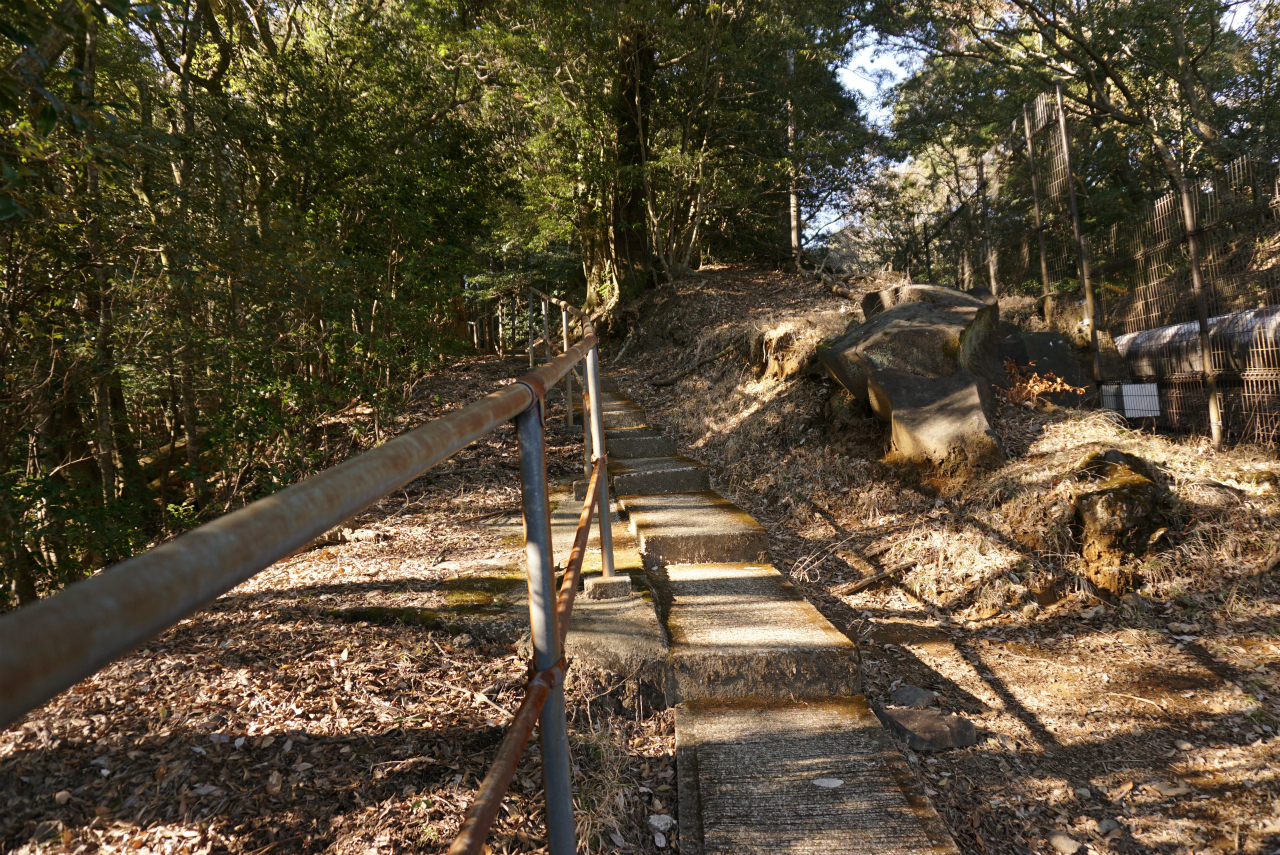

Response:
(558, 380), (957, 855)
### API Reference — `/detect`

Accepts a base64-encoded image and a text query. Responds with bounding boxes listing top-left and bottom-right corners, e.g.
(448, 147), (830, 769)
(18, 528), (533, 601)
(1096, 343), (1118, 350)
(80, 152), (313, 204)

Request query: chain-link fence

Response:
(917, 89), (1280, 444)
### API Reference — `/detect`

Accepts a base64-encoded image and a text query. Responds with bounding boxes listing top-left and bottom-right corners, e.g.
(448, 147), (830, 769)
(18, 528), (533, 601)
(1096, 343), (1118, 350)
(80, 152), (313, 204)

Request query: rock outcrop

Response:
(1066, 450), (1169, 594)
(817, 284), (1006, 468)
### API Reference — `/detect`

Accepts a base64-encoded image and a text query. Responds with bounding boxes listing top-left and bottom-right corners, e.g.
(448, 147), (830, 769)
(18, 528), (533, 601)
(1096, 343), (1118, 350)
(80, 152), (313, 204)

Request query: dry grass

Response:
(612, 264), (1280, 855)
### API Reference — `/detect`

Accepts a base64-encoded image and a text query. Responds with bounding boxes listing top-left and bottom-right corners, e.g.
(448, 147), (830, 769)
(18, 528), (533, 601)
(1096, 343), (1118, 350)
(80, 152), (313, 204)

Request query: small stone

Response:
(890, 684), (939, 709)
(54, 790), (71, 805)
(452, 633), (474, 648)
(1049, 832), (1082, 854)
(812, 778), (844, 788)
(875, 707), (977, 752)
(654, 831), (667, 848)
(1097, 819), (1120, 835)
(648, 814), (676, 833)
(1074, 787), (1092, 799)
(1175, 739), (1193, 751)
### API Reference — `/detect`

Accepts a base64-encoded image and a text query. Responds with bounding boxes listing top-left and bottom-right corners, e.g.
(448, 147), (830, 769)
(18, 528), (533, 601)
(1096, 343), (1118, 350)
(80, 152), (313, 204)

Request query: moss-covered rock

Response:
(1067, 450), (1169, 594)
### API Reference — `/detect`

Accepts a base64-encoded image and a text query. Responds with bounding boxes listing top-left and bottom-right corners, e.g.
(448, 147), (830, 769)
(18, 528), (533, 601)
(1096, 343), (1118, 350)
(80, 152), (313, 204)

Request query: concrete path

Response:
(555, 382), (958, 855)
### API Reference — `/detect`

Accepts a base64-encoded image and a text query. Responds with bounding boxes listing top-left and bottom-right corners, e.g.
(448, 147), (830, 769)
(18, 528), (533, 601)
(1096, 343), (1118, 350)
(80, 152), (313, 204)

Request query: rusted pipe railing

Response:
(0, 287), (618, 855)
(529, 288), (616, 579)
(446, 659), (565, 855)
(0, 338), (586, 728)
(556, 458), (602, 647)
(449, 457), (603, 855)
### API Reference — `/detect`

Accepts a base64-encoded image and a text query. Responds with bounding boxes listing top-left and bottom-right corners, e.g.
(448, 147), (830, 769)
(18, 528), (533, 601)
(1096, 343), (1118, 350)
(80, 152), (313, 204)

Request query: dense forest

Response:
(0, 0), (870, 605)
(3, 0), (1277, 607)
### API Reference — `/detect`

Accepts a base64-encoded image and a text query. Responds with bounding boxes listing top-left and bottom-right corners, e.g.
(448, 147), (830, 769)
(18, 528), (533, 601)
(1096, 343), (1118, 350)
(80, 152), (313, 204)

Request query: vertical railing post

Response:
(561, 308), (574, 427)
(583, 346), (616, 579)
(527, 290), (535, 369)
(541, 297), (552, 364)
(514, 399), (576, 855)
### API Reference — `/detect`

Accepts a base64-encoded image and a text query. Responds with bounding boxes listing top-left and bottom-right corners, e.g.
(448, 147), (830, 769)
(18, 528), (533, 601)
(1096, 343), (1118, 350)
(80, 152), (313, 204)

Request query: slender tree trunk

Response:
(787, 50), (800, 271)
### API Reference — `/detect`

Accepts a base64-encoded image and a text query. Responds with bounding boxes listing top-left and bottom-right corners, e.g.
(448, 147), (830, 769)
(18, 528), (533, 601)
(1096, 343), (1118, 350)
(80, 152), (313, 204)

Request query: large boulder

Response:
(868, 368), (1003, 469)
(817, 283), (1006, 468)
(1067, 450), (1170, 594)
(861, 283), (996, 320)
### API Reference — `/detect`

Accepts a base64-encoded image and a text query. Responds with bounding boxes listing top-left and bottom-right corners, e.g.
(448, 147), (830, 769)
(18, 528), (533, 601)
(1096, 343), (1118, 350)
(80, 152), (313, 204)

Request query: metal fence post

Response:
(514, 399), (576, 855)
(527, 290), (535, 369)
(583, 346), (616, 578)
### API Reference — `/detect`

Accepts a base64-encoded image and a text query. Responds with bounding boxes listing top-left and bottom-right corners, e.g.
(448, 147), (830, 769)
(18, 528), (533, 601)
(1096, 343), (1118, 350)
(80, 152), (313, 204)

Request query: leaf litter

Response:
(2, 354), (674, 855)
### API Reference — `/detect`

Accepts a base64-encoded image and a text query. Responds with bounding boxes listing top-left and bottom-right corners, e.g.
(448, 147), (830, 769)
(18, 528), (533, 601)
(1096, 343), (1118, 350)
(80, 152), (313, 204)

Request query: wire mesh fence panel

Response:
(914, 85), (1280, 443)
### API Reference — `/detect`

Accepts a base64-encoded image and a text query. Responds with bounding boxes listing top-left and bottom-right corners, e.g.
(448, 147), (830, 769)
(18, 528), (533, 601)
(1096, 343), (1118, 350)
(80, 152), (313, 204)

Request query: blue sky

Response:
(839, 44), (913, 128)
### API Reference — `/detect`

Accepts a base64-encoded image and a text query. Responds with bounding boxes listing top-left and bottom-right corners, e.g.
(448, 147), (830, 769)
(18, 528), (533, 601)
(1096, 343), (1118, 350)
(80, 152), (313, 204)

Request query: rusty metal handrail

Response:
(446, 657), (566, 855)
(0, 339), (593, 729)
(448, 458), (602, 855)
(0, 288), (621, 855)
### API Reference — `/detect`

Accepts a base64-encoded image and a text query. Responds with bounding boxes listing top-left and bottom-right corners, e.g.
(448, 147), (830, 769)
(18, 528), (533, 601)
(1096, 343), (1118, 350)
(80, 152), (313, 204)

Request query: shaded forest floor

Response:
(611, 265), (1280, 855)
(1, 357), (674, 855)
(5, 264), (1280, 855)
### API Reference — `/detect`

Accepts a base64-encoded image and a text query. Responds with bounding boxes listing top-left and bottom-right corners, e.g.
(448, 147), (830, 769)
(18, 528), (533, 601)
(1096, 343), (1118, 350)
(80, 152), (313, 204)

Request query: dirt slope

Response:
(609, 264), (1280, 855)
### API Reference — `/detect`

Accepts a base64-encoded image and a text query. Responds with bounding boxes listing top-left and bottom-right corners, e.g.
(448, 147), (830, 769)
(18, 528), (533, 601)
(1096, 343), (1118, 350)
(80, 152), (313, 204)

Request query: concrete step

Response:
(621, 491), (768, 565)
(609, 455), (711, 496)
(665, 563), (859, 701)
(677, 697), (959, 855)
(549, 492), (635, 567)
(575, 391), (648, 429)
(591, 427), (678, 460)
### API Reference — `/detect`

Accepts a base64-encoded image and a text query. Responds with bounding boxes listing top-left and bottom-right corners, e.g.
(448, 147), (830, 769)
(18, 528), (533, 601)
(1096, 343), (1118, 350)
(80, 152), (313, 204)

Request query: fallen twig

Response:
(423, 679), (512, 720)
(1106, 691), (1168, 715)
(833, 561), (916, 596)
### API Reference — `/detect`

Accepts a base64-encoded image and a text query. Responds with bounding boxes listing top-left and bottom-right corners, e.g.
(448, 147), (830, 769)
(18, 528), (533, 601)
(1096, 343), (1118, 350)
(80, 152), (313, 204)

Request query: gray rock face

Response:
(868, 368), (1004, 468)
(817, 284), (1006, 469)
(862, 283), (995, 320)
(874, 707), (978, 752)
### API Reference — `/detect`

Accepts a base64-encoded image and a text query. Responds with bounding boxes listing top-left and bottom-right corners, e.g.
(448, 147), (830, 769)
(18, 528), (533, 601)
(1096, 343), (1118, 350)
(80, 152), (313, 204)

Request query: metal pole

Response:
(542, 297), (551, 364)
(1057, 83), (1102, 383)
(1178, 175), (1224, 447)
(561, 308), (574, 427)
(514, 401), (576, 855)
(583, 346), (616, 578)
(1024, 102), (1051, 309)
(527, 290), (535, 369)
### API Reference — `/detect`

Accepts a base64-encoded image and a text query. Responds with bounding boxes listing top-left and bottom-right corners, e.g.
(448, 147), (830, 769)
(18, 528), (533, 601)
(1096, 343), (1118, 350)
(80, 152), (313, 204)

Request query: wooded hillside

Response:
(0, 0), (870, 606)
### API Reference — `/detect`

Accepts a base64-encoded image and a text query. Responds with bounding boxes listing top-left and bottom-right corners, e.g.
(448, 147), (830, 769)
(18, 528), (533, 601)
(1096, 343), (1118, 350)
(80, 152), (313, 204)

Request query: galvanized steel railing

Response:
(0, 287), (619, 855)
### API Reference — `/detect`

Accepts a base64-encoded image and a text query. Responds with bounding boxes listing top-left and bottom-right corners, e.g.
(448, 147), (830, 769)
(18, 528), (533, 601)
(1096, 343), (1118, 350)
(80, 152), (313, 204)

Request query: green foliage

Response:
(0, 0), (877, 607)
